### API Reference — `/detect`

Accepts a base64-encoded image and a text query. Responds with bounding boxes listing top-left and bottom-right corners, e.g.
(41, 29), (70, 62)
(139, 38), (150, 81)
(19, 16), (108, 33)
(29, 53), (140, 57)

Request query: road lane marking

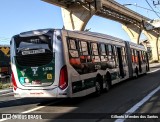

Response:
(115, 85), (160, 122)
(0, 99), (64, 122)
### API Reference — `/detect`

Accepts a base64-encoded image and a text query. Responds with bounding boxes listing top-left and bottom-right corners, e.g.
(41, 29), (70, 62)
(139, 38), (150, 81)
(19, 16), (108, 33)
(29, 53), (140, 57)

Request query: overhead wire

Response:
(145, 0), (160, 18)
(150, 0), (160, 14)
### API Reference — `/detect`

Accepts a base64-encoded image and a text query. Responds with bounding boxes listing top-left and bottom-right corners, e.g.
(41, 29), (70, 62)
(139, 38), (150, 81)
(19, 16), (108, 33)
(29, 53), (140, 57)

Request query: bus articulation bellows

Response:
(10, 29), (149, 98)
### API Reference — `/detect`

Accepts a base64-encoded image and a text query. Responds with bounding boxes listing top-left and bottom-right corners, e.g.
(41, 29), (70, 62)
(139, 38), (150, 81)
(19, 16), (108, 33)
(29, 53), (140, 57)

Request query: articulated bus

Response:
(10, 29), (149, 98)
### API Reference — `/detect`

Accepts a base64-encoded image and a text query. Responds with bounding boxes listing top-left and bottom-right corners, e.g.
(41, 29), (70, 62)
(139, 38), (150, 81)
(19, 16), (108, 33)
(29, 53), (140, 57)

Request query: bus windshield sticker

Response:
(47, 74), (52, 79)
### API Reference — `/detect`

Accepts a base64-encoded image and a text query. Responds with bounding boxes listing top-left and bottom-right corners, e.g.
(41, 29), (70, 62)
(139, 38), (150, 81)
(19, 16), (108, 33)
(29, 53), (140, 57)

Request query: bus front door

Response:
(137, 51), (142, 73)
(117, 47), (124, 78)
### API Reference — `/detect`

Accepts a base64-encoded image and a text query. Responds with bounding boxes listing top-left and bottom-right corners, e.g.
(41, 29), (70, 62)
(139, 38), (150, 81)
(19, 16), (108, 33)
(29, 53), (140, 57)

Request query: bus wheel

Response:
(95, 81), (101, 96)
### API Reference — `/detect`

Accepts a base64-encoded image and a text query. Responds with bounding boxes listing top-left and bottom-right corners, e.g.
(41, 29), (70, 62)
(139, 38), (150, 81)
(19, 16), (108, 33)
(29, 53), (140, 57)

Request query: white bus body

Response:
(10, 29), (149, 98)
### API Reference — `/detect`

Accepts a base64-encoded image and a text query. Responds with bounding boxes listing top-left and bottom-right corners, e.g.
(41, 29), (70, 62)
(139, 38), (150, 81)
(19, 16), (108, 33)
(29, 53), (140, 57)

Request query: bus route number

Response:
(42, 67), (53, 71)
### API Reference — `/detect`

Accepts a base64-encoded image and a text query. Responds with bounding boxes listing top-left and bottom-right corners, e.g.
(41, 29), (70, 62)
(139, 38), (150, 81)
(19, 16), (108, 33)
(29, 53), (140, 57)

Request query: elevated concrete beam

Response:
(122, 24), (142, 44)
(101, 0), (149, 22)
(143, 30), (159, 61)
(61, 4), (95, 30)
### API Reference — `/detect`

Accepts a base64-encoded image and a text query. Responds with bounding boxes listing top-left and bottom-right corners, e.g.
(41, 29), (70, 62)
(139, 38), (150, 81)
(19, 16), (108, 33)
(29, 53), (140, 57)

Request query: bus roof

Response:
(13, 29), (145, 49)
(18, 28), (54, 37)
(128, 41), (146, 50)
(14, 28), (126, 43)
(67, 30), (126, 43)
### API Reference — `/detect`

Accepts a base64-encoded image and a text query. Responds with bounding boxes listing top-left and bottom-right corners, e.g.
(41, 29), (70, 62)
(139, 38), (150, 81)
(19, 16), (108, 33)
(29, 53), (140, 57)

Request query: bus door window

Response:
(117, 46), (124, 78)
(134, 50), (138, 64)
(137, 50), (142, 72)
(114, 46), (119, 68)
(121, 47), (127, 66)
(113, 45), (118, 67)
(131, 49), (135, 63)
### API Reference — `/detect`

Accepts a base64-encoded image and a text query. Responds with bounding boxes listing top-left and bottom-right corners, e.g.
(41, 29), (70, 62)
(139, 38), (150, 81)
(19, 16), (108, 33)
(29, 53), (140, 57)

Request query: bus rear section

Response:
(10, 29), (68, 98)
(126, 41), (149, 77)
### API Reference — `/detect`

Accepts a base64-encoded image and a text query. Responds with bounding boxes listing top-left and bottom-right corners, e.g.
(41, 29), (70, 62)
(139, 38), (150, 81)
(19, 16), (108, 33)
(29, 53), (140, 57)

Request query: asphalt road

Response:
(1, 65), (160, 122)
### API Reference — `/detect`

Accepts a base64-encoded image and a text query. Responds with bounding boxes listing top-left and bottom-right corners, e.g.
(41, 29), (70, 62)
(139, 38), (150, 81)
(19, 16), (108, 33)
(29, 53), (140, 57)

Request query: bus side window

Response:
(79, 41), (91, 63)
(109, 45), (115, 61)
(91, 43), (100, 62)
(68, 38), (80, 66)
(108, 45), (112, 61)
(131, 49), (135, 63)
(122, 47), (127, 66)
(100, 43), (107, 61)
(108, 45), (115, 67)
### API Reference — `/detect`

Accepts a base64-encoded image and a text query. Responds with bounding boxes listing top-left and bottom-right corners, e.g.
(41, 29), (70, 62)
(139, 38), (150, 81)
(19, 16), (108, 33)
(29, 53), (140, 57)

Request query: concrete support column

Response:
(143, 30), (159, 61)
(61, 4), (95, 31)
(157, 37), (160, 60)
(122, 24), (142, 44)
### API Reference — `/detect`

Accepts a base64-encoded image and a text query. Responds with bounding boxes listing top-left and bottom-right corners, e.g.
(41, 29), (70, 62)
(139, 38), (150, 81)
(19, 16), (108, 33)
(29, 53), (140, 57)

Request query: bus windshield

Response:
(15, 35), (52, 55)
(14, 34), (53, 67)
